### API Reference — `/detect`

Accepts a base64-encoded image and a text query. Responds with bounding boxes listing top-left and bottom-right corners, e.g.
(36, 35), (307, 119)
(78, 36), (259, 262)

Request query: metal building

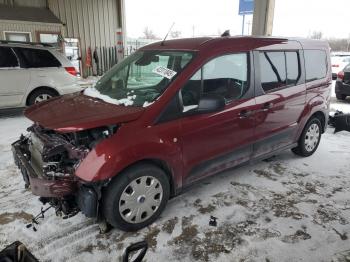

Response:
(0, 0), (126, 77)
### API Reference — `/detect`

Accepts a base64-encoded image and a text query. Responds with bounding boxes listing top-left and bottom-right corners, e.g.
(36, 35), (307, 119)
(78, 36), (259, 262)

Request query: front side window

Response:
(304, 50), (327, 82)
(85, 51), (194, 107)
(0, 47), (18, 68)
(181, 53), (249, 110)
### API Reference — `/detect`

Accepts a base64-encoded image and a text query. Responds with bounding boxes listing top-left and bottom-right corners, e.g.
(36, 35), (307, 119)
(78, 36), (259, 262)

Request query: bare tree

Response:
(309, 31), (323, 40)
(327, 38), (348, 52)
(170, 30), (182, 39)
(143, 27), (157, 39)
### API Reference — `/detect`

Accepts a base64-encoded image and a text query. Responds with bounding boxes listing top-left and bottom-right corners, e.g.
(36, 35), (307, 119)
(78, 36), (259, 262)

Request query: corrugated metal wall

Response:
(0, 20), (62, 41)
(0, 0), (47, 7)
(48, 0), (123, 77)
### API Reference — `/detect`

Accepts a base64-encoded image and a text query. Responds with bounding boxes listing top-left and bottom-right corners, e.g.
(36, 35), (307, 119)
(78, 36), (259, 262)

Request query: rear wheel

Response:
(102, 163), (170, 231)
(336, 93), (346, 100)
(28, 88), (58, 106)
(292, 118), (322, 157)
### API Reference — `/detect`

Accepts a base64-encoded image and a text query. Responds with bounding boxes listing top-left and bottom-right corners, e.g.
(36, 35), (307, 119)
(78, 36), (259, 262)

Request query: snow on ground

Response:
(1, 100), (350, 261)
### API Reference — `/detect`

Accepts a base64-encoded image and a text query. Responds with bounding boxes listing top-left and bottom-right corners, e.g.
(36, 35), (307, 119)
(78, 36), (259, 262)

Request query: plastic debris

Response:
(209, 216), (218, 227)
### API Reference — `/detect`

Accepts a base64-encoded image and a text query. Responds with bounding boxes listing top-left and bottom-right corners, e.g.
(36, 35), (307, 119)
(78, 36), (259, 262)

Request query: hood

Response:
(24, 92), (145, 132)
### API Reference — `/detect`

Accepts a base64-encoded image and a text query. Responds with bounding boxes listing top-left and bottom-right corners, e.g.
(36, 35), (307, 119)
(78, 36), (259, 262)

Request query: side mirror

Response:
(197, 94), (225, 114)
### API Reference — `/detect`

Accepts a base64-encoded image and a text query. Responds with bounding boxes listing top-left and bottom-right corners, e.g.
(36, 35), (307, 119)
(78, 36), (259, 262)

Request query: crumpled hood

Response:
(24, 92), (145, 132)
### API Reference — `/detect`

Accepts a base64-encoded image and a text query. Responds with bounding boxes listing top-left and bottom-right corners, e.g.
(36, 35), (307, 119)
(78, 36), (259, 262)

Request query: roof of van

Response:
(140, 36), (329, 52)
(0, 42), (56, 50)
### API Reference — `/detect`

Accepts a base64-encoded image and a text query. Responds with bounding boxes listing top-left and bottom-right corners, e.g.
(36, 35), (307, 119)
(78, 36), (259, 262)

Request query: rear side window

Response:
(0, 47), (18, 67)
(286, 52), (300, 85)
(15, 48), (61, 68)
(304, 50), (327, 82)
(259, 51), (301, 92)
(259, 52), (286, 92)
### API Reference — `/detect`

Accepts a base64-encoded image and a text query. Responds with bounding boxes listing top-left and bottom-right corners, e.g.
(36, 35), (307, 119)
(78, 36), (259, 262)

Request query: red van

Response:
(12, 36), (331, 231)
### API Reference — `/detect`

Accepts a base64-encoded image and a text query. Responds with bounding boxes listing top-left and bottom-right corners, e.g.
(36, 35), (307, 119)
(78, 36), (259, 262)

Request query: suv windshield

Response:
(84, 50), (194, 107)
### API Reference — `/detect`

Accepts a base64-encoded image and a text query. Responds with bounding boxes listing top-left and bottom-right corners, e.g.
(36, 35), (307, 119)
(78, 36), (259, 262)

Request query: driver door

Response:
(179, 53), (257, 185)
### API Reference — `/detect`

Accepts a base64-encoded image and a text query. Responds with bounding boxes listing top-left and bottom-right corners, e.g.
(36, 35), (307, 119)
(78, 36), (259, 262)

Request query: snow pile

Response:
(143, 101), (154, 107)
(84, 87), (154, 108)
(84, 87), (135, 106)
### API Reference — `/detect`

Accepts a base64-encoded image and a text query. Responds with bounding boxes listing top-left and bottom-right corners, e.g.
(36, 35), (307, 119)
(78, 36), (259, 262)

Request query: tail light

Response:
(332, 64), (339, 67)
(64, 67), (77, 76)
(337, 71), (344, 80)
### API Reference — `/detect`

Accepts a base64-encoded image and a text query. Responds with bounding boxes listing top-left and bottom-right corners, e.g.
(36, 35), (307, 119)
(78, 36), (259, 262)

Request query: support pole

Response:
(252, 0), (275, 36)
(241, 14), (245, 35)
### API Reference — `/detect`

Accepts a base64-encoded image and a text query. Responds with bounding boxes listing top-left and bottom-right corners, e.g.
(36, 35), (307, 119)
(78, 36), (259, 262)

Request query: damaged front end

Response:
(12, 124), (117, 218)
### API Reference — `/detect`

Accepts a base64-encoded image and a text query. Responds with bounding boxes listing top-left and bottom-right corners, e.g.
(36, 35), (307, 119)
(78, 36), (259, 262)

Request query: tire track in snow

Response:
(39, 224), (100, 262)
(31, 220), (97, 254)
(0, 193), (36, 210)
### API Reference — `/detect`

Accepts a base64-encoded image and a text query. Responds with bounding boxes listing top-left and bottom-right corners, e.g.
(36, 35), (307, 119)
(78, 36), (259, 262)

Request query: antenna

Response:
(161, 22), (175, 46)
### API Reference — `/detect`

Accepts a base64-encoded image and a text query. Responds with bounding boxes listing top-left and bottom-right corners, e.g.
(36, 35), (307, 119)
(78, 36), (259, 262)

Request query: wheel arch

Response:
(310, 111), (326, 133)
(110, 158), (177, 198)
(26, 86), (59, 106)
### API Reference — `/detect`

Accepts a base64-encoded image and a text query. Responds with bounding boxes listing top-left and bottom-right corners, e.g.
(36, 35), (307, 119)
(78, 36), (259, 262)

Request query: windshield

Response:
(84, 50), (194, 107)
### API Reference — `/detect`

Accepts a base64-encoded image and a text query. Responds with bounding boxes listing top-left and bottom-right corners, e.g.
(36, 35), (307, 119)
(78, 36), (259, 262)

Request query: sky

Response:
(125, 0), (350, 39)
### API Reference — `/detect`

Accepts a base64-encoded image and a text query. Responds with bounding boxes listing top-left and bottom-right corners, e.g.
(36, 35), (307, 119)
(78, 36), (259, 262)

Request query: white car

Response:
(0, 42), (84, 109)
(331, 53), (350, 79)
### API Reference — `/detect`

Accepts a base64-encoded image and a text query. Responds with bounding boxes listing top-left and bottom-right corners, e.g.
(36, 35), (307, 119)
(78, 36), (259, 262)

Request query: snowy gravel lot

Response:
(1, 97), (350, 262)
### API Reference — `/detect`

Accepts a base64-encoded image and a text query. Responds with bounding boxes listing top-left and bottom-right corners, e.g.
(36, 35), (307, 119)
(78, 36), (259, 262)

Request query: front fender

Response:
(74, 127), (182, 187)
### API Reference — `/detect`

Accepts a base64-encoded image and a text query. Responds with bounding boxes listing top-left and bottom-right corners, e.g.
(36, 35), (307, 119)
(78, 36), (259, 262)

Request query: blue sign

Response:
(239, 0), (254, 15)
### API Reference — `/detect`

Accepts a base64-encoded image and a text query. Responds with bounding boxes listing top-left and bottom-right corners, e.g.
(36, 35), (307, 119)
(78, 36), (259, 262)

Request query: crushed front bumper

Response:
(12, 134), (101, 218)
(12, 137), (77, 198)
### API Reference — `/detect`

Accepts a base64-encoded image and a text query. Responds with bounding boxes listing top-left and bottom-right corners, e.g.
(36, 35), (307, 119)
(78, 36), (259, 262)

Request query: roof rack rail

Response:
(0, 40), (53, 47)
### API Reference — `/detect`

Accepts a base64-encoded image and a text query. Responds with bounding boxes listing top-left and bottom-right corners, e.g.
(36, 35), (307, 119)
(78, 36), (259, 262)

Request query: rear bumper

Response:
(12, 138), (77, 198)
(335, 81), (350, 95)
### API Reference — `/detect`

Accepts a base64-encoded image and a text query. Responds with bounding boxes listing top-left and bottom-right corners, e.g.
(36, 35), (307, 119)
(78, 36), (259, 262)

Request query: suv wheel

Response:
(292, 118), (322, 157)
(336, 93), (346, 100)
(102, 163), (170, 231)
(28, 89), (58, 105)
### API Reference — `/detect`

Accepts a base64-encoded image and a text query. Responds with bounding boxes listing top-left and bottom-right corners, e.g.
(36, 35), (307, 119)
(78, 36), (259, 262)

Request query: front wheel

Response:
(292, 118), (322, 157)
(102, 163), (170, 231)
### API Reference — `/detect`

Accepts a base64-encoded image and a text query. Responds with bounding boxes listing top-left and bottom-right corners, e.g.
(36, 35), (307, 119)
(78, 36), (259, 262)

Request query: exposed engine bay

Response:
(12, 123), (117, 219)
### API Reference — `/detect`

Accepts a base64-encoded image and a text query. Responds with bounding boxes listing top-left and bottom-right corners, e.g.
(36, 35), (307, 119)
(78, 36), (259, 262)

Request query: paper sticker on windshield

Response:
(152, 66), (177, 79)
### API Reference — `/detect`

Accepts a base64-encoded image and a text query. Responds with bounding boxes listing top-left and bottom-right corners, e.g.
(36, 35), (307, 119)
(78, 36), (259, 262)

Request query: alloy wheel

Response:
(34, 94), (52, 103)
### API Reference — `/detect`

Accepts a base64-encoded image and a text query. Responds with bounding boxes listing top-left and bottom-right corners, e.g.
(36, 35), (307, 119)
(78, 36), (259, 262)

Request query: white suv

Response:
(0, 42), (83, 109)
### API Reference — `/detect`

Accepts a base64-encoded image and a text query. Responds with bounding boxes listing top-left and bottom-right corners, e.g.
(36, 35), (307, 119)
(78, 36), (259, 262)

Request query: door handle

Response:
(261, 102), (273, 112)
(238, 109), (253, 119)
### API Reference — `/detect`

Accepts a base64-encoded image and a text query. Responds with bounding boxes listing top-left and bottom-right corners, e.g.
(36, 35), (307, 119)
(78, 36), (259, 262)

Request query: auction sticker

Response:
(152, 66), (177, 79)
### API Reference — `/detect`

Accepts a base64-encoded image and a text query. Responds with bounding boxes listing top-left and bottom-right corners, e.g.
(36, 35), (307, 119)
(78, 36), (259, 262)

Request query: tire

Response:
(27, 88), (58, 106)
(336, 93), (346, 100)
(102, 163), (170, 231)
(292, 118), (322, 157)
